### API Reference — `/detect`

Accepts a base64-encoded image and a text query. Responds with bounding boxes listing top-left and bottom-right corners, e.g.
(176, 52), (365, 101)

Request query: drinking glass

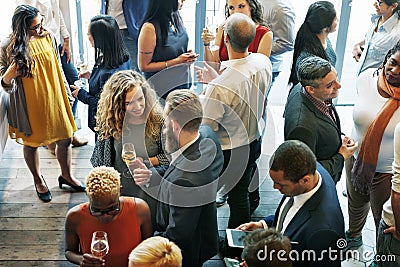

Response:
(122, 143), (136, 165)
(206, 16), (219, 51)
(91, 231), (109, 259)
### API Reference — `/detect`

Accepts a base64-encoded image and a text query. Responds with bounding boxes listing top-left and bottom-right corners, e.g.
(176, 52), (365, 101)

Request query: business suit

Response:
(284, 84), (344, 183)
(268, 163), (345, 267)
(155, 125), (224, 267)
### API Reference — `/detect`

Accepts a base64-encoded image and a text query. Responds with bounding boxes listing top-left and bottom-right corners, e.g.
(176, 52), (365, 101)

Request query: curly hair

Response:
(225, 0), (265, 25)
(96, 70), (163, 141)
(86, 166), (121, 200)
(128, 236), (182, 267)
(7, 5), (41, 78)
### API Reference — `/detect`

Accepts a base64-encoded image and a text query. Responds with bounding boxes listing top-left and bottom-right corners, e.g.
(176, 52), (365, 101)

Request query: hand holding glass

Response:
(91, 231), (109, 259)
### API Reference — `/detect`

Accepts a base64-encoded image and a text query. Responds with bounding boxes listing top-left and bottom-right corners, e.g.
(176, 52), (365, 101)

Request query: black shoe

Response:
(34, 178), (52, 202)
(58, 176), (86, 192)
(216, 194), (228, 207)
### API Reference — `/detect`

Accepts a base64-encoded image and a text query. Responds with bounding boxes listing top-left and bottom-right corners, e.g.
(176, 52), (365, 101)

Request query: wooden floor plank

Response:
(0, 218), (65, 231)
(0, 230), (64, 245)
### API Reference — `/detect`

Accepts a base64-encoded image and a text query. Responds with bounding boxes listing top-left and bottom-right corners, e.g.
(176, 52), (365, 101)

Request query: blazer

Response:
(155, 125), (224, 267)
(268, 163), (345, 267)
(284, 84), (344, 183)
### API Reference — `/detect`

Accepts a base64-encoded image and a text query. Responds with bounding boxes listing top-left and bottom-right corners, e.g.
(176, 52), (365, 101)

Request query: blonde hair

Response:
(86, 166), (121, 200)
(128, 236), (182, 267)
(96, 70), (163, 141)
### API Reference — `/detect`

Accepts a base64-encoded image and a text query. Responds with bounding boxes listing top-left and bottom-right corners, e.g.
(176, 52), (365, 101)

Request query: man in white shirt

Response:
(200, 13), (272, 229)
(238, 140), (345, 267)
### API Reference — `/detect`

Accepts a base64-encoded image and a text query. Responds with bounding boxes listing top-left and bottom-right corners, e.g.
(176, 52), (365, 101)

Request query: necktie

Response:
(277, 197), (294, 232)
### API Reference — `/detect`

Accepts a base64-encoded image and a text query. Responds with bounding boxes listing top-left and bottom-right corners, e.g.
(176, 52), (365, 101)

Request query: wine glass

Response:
(91, 231), (109, 259)
(122, 143), (136, 176)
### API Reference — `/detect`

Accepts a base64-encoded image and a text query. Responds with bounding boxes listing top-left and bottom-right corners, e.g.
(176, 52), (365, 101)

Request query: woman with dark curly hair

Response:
(288, 1), (338, 87)
(202, 0), (273, 64)
(91, 70), (168, 225)
(0, 5), (84, 202)
(352, 0), (400, 76)
(345, 41), (400, 251)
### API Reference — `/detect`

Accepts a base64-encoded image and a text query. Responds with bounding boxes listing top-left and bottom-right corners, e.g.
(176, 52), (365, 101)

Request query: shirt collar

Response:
(220, 53), (252, 71)
(376, 14), (398, 32)
(170, 133), (200, 164)
(293, 171), (322, 206)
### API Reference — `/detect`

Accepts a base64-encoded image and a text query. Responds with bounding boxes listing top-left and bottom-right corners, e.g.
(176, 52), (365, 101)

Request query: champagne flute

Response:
(91, 231), (109, 259)
(122, 143), (136, 176)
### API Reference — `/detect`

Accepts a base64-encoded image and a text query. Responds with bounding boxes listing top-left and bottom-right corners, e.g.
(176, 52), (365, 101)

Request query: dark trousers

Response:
(221, 139), (261, 229)
(59, 45), (79, 118)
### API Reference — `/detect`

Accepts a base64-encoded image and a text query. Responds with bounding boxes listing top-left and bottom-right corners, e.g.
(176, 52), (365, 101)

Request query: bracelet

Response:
(165, 61), (168, 69)
(203, 43), (210, 47)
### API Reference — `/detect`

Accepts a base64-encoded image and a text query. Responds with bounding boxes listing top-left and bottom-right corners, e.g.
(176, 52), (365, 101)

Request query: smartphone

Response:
(191, 54), (200, 58)
(226, 229), (251, 248)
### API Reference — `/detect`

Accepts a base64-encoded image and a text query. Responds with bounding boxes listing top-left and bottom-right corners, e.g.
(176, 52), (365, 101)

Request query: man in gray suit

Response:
(133, 90), (224, 267)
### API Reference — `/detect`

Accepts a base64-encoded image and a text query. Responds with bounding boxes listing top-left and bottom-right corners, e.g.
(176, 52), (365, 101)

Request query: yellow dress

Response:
(9, 34), (76, 147)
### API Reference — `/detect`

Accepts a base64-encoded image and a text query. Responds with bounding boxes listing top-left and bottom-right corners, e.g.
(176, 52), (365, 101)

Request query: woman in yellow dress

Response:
(0, 5), (85, 202)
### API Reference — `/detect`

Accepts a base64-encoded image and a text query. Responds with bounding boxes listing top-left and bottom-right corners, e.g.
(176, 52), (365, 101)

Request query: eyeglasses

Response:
(376, 0), (385, 6)
(29, 18), (44, 33)
(89, 201), (120, 216)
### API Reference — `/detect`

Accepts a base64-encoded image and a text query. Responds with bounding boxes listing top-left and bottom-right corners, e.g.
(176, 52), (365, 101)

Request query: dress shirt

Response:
(107, 0), (127, 29)
(358, 14), (400, 75)
(278, 172), (322, 233)
(260, 0), (295, 73)
(302, 88), (337, 123)
(201, 53), (272, 150)
(169, 133), (200, 164)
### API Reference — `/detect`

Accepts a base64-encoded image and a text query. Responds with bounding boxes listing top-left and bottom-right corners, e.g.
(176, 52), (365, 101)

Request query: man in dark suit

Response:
(284, 56), (357, 183)
(132, 90), (224, 267)
(238, 140), (345, 266)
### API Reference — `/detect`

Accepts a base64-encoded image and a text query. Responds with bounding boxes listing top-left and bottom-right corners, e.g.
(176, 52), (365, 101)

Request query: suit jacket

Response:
(269, 163), (345, 267)
(155, 125), (224, 267)
(284, 84), (344, 183)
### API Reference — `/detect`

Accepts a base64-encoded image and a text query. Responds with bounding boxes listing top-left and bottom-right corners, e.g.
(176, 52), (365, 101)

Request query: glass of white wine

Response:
(91, 231), (109, 259)
(122, 143), (136, 176)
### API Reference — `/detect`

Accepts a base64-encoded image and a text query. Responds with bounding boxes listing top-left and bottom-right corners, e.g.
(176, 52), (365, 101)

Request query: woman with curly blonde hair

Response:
(91, 70), (168, 221)
(128, 236), (182, 267)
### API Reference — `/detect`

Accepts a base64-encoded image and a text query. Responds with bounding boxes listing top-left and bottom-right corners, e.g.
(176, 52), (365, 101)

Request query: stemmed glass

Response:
(91, 231), (109, 259)
(122, 143), (136, 176)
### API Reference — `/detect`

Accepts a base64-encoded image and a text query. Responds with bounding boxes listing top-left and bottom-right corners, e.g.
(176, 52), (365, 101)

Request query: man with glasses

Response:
(64, 166), (153, 267)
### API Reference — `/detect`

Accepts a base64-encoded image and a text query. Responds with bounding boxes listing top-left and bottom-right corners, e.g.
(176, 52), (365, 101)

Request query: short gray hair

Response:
(297, 56), (332, 88)
(224, 13), (256, 53)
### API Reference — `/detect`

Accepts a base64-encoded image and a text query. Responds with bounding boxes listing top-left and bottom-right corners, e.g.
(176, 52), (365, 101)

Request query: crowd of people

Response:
(1, 0), (400, 266)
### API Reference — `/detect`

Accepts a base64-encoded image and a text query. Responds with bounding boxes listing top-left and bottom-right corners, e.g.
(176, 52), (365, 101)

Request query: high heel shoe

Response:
(34, 177), (52, 202)
(58, 176), (86, 192)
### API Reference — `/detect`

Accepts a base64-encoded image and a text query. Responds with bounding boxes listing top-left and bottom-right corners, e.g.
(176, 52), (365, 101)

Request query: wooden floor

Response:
(0, 137), (278, 266)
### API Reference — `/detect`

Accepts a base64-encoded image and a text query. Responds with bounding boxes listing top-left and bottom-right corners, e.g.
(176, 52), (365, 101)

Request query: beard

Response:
(163, 124), (179, 154)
